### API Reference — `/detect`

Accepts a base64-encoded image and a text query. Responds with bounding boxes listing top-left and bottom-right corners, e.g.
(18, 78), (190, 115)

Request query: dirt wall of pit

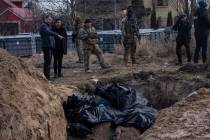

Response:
(0, 49), (72, 140)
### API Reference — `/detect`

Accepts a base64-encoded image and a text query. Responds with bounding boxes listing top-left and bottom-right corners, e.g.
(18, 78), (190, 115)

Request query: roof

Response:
(3, 0), (18, 8)
(0, 8), (32, 21)
(10, 8), (32, 20)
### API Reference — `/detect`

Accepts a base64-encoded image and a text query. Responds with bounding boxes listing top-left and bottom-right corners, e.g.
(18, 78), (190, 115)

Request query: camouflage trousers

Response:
(123, 37), (137, 64)
(83, 44), (106, 71)
(74, 40), (83, 62)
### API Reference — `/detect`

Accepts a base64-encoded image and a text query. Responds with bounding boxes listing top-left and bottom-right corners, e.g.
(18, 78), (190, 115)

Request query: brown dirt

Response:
(140, 88), (210, 140)
(8, 39), (210, 140)
(114, 126), (141, 140)
(27, 39), (210, 88)
(0, 49), (73, 140)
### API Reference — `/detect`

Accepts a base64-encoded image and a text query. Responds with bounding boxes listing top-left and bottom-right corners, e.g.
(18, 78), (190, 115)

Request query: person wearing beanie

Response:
(121, 7), (139, 65)
(78, 19), (111, 73)
(194, 1), (210, 64)
(173, 14), (192, 65)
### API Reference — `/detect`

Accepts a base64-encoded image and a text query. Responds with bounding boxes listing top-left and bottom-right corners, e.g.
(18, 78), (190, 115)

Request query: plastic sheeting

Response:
(63, 83), (157, 138)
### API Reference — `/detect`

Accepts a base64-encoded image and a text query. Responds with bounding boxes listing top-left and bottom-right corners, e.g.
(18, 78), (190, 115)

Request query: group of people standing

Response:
(39, 15), (112, 80)
(39, 16), (67, 80)
(39, 1), (210, 80)
(173, 1), (210, 65)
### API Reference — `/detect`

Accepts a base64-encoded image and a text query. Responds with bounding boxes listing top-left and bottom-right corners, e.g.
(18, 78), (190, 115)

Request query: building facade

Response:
(0, 0), (33, 35)
(142, 0), (178, 28)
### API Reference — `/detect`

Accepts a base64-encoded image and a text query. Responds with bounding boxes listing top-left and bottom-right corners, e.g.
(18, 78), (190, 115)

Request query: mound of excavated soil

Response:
(140, 88), (210, 140)
(0, 49), (72, 140)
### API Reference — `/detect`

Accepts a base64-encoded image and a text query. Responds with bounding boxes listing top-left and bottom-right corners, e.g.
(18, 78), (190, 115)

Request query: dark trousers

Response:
(43, 47), (53, 79)
(53, 48), (63, 76)
(194, 32), (209, 63)
(176, 41), (191, 64)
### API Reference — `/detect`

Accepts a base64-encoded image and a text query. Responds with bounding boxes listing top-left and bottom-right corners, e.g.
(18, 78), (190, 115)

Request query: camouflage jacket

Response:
(78, 26), (98, 46)
(121, 16), (139, 38)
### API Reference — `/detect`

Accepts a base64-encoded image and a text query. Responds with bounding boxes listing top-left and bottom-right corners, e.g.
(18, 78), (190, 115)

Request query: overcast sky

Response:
(37, 0), (65, 12)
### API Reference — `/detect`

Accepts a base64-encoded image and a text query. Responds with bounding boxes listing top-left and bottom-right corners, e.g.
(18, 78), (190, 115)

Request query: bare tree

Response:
(60, 0), (77, 30)
(25, 1), (43, 33)
(36, 0), (78, 30)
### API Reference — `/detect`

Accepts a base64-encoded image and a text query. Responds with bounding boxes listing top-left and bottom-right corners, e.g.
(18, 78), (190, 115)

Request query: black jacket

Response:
(173, 19), (192, 42)
(52, 26), (68, 54)
(39, 22), (58, 48)
(194, 7), (210, 34)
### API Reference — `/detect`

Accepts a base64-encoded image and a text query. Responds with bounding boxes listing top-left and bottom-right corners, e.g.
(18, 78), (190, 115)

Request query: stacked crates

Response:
(0, 35), (34, 57)
(0, 38), (6, 49)
(98, 30), (121, 53)
(0, 28), (173, 57)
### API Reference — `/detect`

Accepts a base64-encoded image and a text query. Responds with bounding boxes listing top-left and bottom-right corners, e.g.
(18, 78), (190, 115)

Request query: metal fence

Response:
(0, 29), (176, 57)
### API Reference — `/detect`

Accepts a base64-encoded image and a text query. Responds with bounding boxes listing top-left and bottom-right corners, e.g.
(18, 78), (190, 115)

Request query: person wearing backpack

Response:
(121, 7), (139, 65)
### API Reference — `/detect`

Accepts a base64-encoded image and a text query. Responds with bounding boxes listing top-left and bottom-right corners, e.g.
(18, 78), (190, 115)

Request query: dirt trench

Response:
(68, 71), (210, 140)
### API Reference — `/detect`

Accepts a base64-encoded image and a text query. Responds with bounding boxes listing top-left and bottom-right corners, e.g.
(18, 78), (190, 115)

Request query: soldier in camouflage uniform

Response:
(72, 17), (84, 63)
(121, 8), (139, 64)
(78, 19), (111, 73)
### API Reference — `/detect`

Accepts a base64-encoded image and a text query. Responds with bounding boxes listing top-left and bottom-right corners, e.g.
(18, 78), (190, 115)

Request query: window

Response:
(0, 23), (19, 35)
(157, 0), (168, 6)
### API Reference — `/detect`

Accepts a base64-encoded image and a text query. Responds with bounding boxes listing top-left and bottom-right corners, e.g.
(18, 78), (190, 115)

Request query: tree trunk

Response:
(185, 0), (189, 18)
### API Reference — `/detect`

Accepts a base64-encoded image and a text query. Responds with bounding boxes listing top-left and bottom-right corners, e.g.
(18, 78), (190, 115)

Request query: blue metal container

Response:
(0, 35), (34, 57)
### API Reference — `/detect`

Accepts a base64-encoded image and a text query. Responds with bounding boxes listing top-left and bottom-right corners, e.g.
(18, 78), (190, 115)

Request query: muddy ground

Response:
(23, 43), (210, 140)
(1, 35), (210, 140)
(27, 50), (210, 87)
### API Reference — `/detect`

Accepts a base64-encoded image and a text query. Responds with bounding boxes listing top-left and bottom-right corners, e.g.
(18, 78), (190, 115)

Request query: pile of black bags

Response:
(63, 83), (157, 137)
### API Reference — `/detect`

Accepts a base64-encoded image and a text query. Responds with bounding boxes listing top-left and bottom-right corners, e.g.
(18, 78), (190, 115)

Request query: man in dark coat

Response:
(52, 18), (67, 78)
(39, 15), (64, 80)
(194, 1), (210, 64)
(173, 14), (192, 65)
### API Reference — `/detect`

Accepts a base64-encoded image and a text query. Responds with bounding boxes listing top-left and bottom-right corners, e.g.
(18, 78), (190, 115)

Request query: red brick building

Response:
(0, 0), (33, 35)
